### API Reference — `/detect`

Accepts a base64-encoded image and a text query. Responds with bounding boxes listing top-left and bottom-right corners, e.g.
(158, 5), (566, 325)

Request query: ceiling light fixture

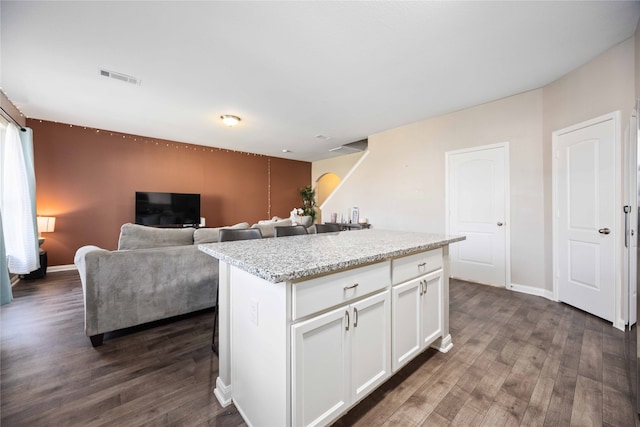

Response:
(221, 115), (241, 127)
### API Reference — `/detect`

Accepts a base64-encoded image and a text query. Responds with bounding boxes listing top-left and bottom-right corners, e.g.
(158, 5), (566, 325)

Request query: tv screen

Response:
(135, 192), (201, 227)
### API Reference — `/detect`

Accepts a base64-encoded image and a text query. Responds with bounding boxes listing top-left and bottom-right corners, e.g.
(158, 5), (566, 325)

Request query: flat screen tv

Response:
(135, 191), (201, 227)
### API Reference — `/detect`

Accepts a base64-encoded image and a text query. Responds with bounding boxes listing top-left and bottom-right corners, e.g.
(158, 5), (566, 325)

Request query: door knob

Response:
(497, 222), (503, 226)
(598, 228), (611, 235)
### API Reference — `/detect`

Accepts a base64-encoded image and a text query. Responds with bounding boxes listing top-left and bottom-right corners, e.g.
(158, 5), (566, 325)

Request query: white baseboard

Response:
(508, 283), (555, 301)
(10, 275), (20, 287)
(48, 264), (77, 273)
(10, 264), (76, 287)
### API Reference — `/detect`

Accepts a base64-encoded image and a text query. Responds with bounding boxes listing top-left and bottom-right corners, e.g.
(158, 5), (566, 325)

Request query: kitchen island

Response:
(199, 229), (464, 427)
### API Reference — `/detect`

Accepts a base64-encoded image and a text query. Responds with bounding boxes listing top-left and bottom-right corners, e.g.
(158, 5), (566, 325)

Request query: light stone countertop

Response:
(198, 229), (465, 283)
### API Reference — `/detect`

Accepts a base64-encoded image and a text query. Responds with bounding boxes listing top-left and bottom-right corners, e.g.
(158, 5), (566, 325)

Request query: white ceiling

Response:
(2, 1), (640, 162)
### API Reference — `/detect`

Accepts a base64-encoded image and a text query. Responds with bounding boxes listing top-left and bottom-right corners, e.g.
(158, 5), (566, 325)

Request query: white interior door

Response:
(554, 114), (617, 323)
(447, 144), (509, 287)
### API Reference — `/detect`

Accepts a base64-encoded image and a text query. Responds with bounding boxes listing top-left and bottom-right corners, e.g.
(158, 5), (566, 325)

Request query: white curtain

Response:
(1, 123), (38, 276)
(1, 210), (12, 305)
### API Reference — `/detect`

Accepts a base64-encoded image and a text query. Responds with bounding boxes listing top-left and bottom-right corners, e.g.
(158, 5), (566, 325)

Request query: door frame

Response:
(624, 107), (637, 327)
(445, 142), (511, 288)
(552, 111), (623, 330)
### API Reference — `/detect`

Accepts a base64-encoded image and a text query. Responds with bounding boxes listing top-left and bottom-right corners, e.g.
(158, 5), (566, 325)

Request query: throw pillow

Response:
(118, 223), (195, 250)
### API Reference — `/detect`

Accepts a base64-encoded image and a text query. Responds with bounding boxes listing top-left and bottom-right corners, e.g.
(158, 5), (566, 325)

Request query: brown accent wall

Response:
(29, 119), (311, 266)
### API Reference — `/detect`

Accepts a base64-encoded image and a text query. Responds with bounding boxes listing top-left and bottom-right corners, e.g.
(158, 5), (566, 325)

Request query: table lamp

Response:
(37, 216), (56, 245)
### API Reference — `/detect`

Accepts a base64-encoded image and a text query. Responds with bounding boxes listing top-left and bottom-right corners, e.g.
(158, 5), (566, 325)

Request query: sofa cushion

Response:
(118, 223), (195, 250)
(193, 222), (250, 244)
(251, 218), (292, 238)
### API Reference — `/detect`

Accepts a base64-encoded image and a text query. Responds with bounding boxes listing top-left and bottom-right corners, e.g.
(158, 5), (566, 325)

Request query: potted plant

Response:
(299, 185), (317, 222)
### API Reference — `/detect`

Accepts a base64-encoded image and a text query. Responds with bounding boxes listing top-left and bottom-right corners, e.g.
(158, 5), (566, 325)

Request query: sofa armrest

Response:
(74, 245), (108, 295)
(74, 245), (217, 338)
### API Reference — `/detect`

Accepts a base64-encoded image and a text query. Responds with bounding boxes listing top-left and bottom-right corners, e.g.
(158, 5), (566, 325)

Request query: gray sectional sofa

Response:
(75, 222), (249, 346)
(74, 218), (308, 347)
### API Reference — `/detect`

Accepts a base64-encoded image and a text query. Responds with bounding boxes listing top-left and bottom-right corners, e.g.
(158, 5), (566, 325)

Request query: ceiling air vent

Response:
(99, 69), (141, 85)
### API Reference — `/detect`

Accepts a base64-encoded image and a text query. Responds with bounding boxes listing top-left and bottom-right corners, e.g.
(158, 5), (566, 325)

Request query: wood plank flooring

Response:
(1, 271), (638, 426)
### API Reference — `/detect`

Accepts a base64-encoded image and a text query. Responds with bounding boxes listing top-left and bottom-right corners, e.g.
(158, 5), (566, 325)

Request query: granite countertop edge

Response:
(199, 234), (465, 284)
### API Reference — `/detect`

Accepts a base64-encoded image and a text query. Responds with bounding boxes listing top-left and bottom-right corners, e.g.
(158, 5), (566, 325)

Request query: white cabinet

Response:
(350, 292), (391, 403)
(292, 306), (349, 427)
(221, 246), (450, 427)
(420, 270), (443, 347)
(391, 268), (443, 372)
(292, 291), (390, 427)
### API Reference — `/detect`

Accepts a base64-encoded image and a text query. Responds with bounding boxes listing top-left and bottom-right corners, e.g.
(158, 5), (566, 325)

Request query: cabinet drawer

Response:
(392, 248), (442, 285)
(292, 261), (390, 320)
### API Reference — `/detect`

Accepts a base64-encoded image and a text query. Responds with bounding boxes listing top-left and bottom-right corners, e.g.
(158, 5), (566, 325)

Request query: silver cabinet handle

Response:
(419, 280), (424, 296)
(353, 307), (358, 328)
(343, 283), (359, 291)
(598, 228), (611, 235)
(345, 310), (350, 331)
(423, 280), (428, 294)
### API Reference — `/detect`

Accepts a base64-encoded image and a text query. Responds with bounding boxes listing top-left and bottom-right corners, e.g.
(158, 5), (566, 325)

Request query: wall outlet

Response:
(250, 299), (258, 326)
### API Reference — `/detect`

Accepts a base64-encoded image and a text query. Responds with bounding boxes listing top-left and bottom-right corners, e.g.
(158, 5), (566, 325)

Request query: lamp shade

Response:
(37, 216), (56, 233)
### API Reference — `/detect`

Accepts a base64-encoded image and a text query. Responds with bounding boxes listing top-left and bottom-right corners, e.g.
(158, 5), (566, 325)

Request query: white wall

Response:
(321, 90), (545, 290)
(317, 36), (636, 293)
(542, 37), (636, 292)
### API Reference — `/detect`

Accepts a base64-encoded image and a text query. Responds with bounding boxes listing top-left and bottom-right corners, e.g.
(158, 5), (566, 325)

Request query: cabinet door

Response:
(421, 270), (443, 347)
(292, 306), (350, 427)
(391, 278), (422, 372)
(350, 291), (391, 403)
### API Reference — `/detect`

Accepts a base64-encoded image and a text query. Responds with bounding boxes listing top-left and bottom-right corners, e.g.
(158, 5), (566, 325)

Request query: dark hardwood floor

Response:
(1, 271), (638, 426)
